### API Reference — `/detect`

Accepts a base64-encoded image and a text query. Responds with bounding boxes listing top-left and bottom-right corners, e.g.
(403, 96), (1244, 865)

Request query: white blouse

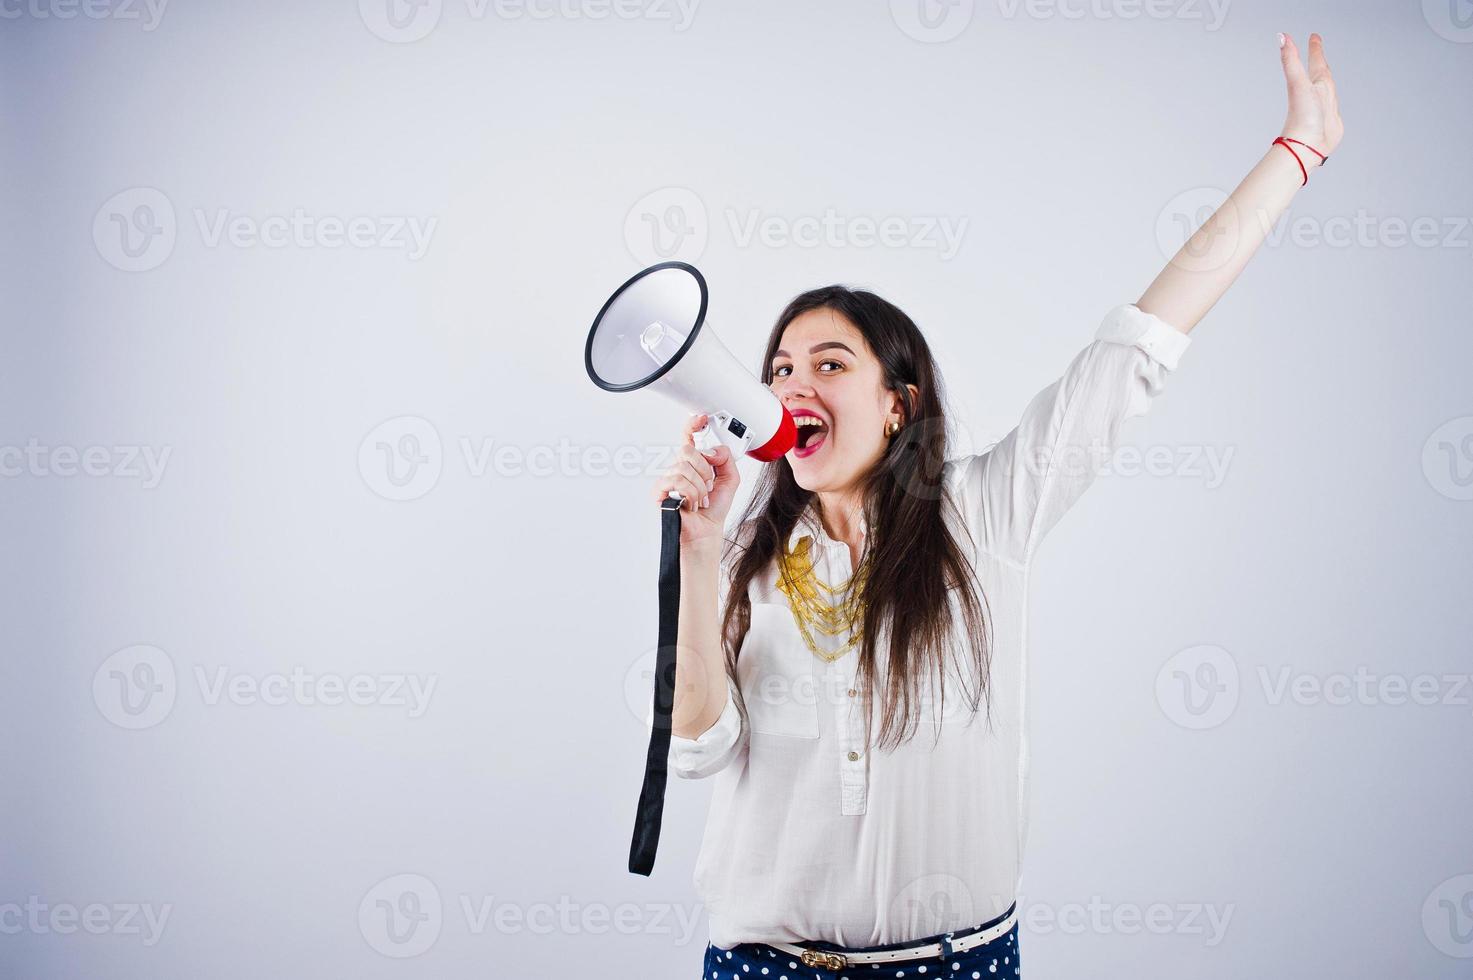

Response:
(646, 303), (1193, 950)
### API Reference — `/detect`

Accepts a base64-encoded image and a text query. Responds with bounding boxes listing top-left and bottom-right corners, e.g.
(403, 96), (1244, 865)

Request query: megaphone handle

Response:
(665, 421), (720, 508)
(692, 420), (721, 454)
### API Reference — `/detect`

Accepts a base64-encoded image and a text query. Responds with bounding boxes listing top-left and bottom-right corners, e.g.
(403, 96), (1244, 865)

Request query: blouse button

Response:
(847, 688), (856, 698)
(847, 751), (860, 761)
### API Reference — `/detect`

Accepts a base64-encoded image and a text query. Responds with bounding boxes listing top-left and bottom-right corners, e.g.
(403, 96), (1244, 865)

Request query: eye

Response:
(771, 359), (843, 379)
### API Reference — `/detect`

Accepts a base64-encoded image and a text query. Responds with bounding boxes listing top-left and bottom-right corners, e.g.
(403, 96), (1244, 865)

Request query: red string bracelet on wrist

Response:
(1272, 136), (1329, 186)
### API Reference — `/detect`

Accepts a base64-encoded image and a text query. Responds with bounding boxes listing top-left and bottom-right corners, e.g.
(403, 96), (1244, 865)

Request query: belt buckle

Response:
(799, 949), (849, 970)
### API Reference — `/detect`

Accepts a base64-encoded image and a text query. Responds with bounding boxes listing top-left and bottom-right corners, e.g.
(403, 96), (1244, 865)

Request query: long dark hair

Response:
(719, 285), (995, 753)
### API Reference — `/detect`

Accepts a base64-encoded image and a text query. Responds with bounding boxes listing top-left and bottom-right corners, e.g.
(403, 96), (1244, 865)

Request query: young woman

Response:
(651, 33), (1343, 979)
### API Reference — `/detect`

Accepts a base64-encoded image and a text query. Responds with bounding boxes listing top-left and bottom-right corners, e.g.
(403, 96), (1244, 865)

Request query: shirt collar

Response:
(786, 500), (869, 551)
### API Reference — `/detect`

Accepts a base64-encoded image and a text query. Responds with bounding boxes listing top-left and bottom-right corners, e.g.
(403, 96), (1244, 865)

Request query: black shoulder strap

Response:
(628, 495), (685, 876)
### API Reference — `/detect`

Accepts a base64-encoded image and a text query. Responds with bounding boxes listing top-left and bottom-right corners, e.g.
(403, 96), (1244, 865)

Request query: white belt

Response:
(763, 906), (1018, 971)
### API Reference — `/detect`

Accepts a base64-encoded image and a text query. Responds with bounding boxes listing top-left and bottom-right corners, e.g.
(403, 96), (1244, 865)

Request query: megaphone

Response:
(585, 262), (797, 485)
(585, 262), (796, 879)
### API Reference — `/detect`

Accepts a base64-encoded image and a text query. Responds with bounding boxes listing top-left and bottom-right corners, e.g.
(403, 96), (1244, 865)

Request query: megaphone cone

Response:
(585, 262), (796, 461)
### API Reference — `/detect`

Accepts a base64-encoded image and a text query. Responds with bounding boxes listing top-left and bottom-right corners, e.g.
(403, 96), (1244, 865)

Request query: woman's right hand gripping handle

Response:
(652, 413), (741, 551)
(651, 413), (742, 743)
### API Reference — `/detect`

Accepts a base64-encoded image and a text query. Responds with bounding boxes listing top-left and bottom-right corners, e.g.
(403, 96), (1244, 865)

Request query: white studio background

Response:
(3, 1), (1471, 978)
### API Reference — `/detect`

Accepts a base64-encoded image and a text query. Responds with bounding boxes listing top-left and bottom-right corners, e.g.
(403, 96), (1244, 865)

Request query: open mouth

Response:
(792, 414), (829, 459)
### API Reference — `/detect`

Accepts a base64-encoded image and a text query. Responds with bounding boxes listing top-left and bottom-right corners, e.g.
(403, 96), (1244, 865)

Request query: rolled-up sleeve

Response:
(644, 672), (747, 779)
(647, 680), (746, 779)
(961, 304), (1193, 565)
(641, 537), (749, 779)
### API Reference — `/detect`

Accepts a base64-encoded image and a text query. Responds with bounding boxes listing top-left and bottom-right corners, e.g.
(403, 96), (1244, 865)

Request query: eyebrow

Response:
(773, 341), (856, 359)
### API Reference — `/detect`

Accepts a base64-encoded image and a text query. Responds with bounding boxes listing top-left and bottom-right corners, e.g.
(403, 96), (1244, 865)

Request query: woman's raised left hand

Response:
(1278, 32), (1344, 159)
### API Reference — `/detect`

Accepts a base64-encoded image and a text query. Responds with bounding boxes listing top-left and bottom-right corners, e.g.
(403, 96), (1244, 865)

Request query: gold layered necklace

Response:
(775, 533), (871, 663)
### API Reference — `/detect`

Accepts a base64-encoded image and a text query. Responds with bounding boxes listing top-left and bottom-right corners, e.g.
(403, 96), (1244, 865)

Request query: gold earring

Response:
(884, 419), (901, 438)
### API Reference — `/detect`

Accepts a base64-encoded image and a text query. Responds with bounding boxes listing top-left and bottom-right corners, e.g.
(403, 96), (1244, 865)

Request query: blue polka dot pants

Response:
(702, 922), (1020, 980)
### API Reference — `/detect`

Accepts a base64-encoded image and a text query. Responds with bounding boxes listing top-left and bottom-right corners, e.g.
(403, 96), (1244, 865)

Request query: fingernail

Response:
(1277, 32), (1285, 48)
